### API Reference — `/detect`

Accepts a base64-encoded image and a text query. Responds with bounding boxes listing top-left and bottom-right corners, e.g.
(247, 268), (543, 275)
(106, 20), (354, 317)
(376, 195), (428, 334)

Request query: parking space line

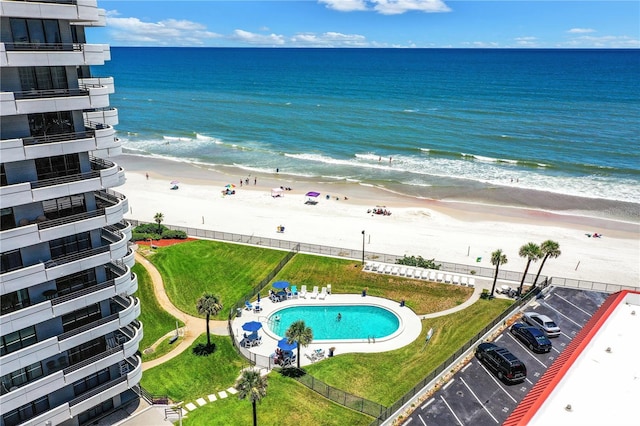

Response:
(552, 346), (561, 354)
(440, 395), (463, 426)
(443, 378), (455, 390)
(461, 363), (472, 373)
(541, 302), (583, 327)
(552, 294), (593, 317)
(476, 361), (518, 403)
(403, 416), (414, 425)
(417, 414), (427, 425)
(505, 333), (547, 368)
(460, 377), (499, 424)
(495, 334), (503, 342)
(421, 398), (435, 410)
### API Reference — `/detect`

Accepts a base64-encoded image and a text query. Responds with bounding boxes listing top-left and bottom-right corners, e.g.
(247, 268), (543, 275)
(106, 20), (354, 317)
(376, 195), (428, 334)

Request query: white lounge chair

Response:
(299, 285), (307, 298)
(364, 262), (372, 271)
(391, 266), (399, 275)
(383, 265), (393, 274)
(370, 262), (379, 272)
(436, 273), (444, 282)
(399, 267), (407, 276)
(444, 274), (452, 283)
(428, 271), (436, 281)
(310, 286), (319, 299)
(468, 278), (476, 288)
(412, 269), (421, 279)
(452, 275), (460, 285)
(318, 287), (327, 300)
(460, 276), (468, 286)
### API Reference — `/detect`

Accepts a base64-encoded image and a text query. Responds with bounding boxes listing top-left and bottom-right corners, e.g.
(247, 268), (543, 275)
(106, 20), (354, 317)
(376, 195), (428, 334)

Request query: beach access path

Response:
(136, 251), (229, 371)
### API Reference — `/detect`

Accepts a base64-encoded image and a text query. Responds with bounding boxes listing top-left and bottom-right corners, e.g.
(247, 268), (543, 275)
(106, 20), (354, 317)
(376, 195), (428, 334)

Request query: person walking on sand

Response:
(145, 173), (149, 180)
(240, 179), (242, 187)
(254, 177), (257, 185)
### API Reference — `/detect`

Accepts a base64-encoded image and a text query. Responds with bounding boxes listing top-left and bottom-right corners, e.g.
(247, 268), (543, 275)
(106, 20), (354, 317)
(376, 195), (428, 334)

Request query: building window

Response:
(68, 337), (106, 366)
(10, 18), (60, 45)
(43, 194), (86, 220)
(1, 361), (43, 392)
(1, 163), (7, 186)
(1, 288), (31, 315)
(49, 231), (91, 260)
(35, 153), (81, 181)
(62, 303), (101, 333)
(2, 395), (49, 426)
(56, 268), (97, 296)
(0, 250), (23, 274)
(0, 325), (37, 356)
(73, 368), (110, 397)
(19, 66), (68, 92)
(28, 111), (74, 137)
(78, 399), (114, 425)
(1, 207), (16, 231)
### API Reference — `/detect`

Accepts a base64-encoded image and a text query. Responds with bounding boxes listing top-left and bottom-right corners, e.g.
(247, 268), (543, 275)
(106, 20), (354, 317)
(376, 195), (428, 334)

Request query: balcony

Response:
(84, 106), (118, 127)
(0, 85), (110, 116)
(0, 0), (101, 24)
(0, 122), (117, 163)
(0, 264), (137, 335)
(0, 42), (110, 68)
(0, 156), (124, 209)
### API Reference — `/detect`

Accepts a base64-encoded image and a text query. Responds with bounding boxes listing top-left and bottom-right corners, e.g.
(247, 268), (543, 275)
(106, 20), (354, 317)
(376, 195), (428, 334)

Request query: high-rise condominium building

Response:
(0, 1), (142, 425)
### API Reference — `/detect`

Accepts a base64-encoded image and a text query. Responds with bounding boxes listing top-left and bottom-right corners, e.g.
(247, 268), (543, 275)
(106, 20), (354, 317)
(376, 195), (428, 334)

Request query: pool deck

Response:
(232, 293), (423, 367)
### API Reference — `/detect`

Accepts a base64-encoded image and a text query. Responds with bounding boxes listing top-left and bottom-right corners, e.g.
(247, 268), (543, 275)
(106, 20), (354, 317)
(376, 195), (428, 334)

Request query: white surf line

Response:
(460, 377), (499, 424)
(553, 294), (593, 317)
(418, 414), (428, 426)
(541, 303), (583, 327)
(476, 362), (518, 403)
(440, 395), (464, 426)
(421, 398), (435, 410)
(505, 333), (547, 368)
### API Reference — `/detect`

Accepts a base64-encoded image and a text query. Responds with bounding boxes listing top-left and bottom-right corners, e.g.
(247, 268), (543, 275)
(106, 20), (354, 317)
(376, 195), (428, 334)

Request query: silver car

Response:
(522, 312), (561, 338)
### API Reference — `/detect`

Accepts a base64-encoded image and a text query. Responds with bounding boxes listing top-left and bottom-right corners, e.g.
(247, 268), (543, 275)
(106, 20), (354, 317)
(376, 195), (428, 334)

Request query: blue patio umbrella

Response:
(277, 338), (297, 351)
(272, 281), (290, 289)
(241, 321), (263, 332)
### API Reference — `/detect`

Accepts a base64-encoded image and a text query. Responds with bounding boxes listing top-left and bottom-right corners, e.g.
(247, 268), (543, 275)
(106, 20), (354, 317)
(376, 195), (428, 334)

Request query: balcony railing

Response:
(4, 42), (83, 52)
(37, 208), (105, 230)
(57, 313), (118, 341)
(45, 245), (110, 269)
(68, 375), (127, 407)
(22, 129), (95, 146)
(13, 88), (89, 100)
(7, 0), (76, 4)
(30, 157), (114, 189)
(63, 344), (122, 375)
(51, 279), (113, 306)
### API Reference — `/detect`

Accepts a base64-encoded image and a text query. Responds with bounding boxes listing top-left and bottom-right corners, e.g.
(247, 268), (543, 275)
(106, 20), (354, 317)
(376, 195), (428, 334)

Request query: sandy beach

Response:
(116, 154), (639, 287)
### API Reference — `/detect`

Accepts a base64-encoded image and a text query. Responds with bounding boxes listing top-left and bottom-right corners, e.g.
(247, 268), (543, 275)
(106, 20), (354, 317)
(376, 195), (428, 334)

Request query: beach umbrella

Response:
(171, 180), (179, 185)
(277, 338), (297, 351)
(241, 321), (263, 332)
(225, 183), (236, 188)
(272, 281), (290, 289)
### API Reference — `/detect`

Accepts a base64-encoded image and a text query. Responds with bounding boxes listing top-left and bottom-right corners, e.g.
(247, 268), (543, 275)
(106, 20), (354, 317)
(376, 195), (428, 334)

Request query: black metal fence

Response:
(369, 282), (546, 426)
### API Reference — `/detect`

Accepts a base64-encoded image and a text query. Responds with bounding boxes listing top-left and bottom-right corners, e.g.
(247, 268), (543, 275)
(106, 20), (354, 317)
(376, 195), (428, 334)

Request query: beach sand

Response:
(117, 154), (639, 287)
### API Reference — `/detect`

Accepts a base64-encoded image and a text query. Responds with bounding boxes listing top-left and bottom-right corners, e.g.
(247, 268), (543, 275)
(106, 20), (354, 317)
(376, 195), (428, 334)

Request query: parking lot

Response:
(403, 287), (608, 425)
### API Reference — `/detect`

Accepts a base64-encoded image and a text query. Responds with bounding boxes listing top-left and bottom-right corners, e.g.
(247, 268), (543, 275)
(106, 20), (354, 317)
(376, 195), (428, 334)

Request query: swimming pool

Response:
(268, 305), (400, 340)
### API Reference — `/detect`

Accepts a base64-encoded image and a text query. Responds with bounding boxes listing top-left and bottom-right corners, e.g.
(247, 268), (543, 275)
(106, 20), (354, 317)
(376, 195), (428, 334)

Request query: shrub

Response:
(131, 232), (161, 241)
(395, 255), (441, 270)
(161, 229), (188, 240)
(133, 223), (168, 234)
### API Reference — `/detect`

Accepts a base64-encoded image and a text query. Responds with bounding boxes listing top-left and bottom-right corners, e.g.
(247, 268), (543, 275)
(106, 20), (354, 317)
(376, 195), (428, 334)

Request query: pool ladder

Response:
(367, 335), (376, 343)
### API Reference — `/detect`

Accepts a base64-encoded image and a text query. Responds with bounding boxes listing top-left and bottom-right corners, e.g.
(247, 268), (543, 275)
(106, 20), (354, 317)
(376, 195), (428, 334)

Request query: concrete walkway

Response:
(136, 251), (229, 371)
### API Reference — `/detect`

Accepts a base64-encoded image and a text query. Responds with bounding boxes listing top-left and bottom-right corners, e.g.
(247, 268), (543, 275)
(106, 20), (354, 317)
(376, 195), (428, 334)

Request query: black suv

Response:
(510, 323), (552, 353)
(475, 342), (527, 384)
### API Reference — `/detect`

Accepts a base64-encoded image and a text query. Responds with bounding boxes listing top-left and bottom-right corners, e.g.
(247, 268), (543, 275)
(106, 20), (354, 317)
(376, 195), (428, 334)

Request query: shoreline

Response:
(115, 154), (639, 286)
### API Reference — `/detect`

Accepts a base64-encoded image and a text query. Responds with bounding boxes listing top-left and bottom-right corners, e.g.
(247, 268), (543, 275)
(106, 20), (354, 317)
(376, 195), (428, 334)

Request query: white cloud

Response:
(567, 28), (596, 34)
(319, 0), (450, 15)
(230, 30), (286, 45)
(561, 35), (640, 48)
(514, 36), (539, 47)
(106, 14), (221, 46)
(290, 31), (369, 47)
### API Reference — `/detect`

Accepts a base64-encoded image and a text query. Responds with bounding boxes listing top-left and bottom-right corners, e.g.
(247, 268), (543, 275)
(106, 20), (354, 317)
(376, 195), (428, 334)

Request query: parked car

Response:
(510, 323), (552, 353)
(522, 312), (561, 338)
(475, 342), (527, 384)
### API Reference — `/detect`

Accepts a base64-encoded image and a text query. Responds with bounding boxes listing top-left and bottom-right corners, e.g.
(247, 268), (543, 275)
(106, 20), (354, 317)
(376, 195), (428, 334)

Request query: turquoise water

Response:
(102, 48), (640, 204)
(268, 305), (400, 340)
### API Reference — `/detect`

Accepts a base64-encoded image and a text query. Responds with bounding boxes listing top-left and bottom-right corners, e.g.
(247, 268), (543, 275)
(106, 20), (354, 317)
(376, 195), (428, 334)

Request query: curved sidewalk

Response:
(135, 251), (228, 371)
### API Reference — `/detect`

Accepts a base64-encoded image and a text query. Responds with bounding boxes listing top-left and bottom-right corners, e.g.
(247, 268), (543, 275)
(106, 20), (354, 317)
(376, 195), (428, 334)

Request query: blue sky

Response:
(92, 1), (639, 48)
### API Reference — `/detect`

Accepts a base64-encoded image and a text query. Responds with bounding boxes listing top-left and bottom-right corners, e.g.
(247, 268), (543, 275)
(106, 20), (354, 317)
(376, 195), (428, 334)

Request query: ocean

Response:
(101, 48), (640, 206)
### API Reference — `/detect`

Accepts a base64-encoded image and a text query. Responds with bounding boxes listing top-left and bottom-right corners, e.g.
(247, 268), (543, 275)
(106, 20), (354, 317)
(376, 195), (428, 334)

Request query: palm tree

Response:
(517, 242), (541, 296)
(235, 369), (268, 426)
(533, 240), (561, 287)
(490, 249), (508, 297)
(153, 212), (164, 234)
(285, 320), (313, 369)
(196, 293), (223, 348)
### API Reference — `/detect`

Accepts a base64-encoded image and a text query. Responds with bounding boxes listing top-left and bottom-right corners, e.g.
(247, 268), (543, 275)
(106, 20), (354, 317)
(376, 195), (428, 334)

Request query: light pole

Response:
(361, 230), (365, 266)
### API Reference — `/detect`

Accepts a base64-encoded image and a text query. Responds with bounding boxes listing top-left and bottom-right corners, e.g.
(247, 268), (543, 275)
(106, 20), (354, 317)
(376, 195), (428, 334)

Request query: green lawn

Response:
(271, 253), (472, 315)
(133, 263), (183, 355)
(181, 373), (372, 426)
(305, 298), (512, 405)
(147, 240), (288, 318)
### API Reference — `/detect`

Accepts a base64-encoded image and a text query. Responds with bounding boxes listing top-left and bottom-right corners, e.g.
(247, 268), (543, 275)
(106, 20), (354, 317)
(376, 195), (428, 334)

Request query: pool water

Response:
(268, 305), (400, 340)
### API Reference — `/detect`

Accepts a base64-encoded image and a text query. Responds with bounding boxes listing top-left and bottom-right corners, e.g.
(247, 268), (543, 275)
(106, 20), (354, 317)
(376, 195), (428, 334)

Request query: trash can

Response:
(236, 308), (242, 318)
(328, 347), (335, 357)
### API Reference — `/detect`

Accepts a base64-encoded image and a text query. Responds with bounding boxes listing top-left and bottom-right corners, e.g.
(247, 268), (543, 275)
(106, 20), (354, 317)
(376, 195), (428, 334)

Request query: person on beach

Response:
(145, 173), (149, 180)
(240, 179), (242, 187)
(254, 177), (257, 185)
(389, 156), (392, 163)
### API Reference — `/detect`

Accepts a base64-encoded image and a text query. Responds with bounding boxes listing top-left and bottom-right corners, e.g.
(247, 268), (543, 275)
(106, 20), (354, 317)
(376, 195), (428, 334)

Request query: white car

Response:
(522, 312), (561, 338)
